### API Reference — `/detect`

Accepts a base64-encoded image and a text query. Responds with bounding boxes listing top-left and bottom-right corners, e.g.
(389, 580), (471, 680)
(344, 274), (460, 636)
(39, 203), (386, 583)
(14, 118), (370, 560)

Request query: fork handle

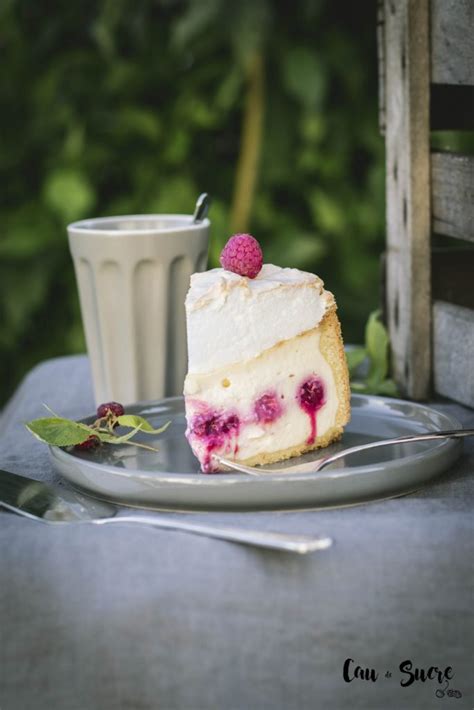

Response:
(93, 514), (332, 554)
(317, 428), (474, 471)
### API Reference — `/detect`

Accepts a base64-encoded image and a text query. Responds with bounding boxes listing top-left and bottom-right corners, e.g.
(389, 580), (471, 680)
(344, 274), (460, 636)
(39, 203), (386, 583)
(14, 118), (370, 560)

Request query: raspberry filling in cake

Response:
(183, 234), (351, 473)
(254, 391), (283, 424)
(188, 408), (240, 472)
(297, 376), (326, 444)
(187, 375), (330, 472)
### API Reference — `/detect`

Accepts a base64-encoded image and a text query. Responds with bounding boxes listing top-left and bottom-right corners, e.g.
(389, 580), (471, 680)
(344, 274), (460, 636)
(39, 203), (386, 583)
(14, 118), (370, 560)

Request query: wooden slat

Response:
(431, 0), (474, 86)
(432, 152), (474, 241)
(384, 0), (431, 399)
(433, 301), (474, 407)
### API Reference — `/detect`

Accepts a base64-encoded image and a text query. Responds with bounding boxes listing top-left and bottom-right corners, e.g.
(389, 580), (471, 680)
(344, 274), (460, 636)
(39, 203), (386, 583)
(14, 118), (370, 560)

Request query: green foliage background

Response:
(0, 0), (384, 405)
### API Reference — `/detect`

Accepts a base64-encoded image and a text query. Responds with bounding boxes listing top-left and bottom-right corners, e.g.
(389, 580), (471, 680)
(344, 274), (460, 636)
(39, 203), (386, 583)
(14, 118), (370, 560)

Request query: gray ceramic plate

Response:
(50, 395), (462, 511)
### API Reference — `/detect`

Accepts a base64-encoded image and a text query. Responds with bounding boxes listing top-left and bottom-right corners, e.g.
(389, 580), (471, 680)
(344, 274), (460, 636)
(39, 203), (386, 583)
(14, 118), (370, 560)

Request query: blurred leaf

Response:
(62, 124), (85, 161)
(0, 207), (57, 259)
(347, 312), (399, 397)
(301, 113), (325, 143)
(309, 191), (346, 234)
(147, 175), (197, 214)
(115, 107), (162, 141)
(215, 68), (244, 110)
(350, 381), (368, 393)
(172, 0), (222, 49)
(207, 199), (230, 265)
(162, 129), (191, 165)
(376, 379), (399, 397)
(1, 262), (53, 343)
(345, 347), (367, 374)
(365, 309), (389, 385)
(43, 169), (95, 223)
(185, 98), (218, 129)
(106, 61), (140, 93)
(282, 47), (326, 108)
(91, 21), (115, 58)
(90, 0), (125, 58)
(268, 232), (326, 269)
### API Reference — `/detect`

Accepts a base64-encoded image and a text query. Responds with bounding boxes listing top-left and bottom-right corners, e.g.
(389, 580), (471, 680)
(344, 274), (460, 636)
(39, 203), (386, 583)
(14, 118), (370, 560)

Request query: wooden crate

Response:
(378, 0), (474, 406)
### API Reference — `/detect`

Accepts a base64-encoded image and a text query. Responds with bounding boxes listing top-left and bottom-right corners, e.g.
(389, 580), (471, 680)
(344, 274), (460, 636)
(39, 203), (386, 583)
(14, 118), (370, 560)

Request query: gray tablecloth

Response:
(0, 355), (472, 710)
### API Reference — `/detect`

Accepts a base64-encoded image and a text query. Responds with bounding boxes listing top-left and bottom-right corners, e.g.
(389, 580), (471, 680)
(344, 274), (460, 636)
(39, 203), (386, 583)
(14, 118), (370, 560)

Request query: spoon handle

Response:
(93, 514), (333, 554)
(317, 428), (474, 471)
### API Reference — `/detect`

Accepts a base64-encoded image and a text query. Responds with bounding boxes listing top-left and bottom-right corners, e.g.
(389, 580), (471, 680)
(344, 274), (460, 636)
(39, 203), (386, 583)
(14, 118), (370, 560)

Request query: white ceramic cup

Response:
(68, 214), (209, 406)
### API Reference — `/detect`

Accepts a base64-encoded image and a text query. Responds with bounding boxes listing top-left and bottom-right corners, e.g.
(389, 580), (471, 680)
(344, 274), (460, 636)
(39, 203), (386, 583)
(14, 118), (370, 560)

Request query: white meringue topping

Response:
(185, 264), (334, 374)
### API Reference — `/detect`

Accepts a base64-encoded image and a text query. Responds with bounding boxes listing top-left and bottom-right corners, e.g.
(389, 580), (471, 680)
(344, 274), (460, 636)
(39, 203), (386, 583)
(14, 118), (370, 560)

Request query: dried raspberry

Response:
(220, 234), (263, 279)
(97, 401), (125, 418)
(74, 435), (100, 451)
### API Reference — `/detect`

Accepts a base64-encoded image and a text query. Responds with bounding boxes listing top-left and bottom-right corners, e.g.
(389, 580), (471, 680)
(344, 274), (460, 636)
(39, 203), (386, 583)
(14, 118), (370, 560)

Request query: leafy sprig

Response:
(346, 310), (399, 397)
(25, 407), (170, 452)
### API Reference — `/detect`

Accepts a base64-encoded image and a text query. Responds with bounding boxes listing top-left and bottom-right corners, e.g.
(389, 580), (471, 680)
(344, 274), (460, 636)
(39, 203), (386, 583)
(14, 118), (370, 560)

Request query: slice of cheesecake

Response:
(183, 237), (350, 472)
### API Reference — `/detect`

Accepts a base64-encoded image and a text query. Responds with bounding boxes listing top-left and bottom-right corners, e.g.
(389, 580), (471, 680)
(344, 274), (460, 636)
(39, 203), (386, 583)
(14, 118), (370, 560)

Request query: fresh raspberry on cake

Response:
(219, 234), (263, 279)
(184, 236), (351, 472)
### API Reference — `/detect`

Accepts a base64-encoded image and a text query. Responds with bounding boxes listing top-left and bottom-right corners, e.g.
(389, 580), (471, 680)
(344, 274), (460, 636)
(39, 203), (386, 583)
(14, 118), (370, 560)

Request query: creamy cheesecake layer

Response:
(184, 323), (344, 471)
(186, 264), (334, 374)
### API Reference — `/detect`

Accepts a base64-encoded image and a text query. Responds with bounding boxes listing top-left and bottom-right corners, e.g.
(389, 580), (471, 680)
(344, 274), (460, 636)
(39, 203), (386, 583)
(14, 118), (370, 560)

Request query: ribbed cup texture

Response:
(68, 218), (209, 405)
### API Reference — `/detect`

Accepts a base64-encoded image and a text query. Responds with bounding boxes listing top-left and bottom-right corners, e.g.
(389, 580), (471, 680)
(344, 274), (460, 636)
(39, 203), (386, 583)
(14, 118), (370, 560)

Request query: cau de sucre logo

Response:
(342, 658), (463, 699)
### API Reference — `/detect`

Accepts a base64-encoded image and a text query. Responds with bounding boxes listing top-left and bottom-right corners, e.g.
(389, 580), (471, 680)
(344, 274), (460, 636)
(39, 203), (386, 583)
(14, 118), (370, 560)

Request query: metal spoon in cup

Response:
(193, 193), (211, 223)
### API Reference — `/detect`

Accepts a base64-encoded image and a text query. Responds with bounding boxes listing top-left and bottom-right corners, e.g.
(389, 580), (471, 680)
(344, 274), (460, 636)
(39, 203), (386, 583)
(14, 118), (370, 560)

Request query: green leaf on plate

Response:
(116, 415), (171, 435)
(97, 424), (162, 452)
(25, 418), (93, 446)
(96, 424), (144, 444)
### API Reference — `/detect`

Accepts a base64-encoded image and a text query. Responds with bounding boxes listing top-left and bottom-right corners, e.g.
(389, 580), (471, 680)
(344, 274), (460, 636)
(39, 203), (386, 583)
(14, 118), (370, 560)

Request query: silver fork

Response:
(215, 428), (474, 476)
(0, 468), (331, 554)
